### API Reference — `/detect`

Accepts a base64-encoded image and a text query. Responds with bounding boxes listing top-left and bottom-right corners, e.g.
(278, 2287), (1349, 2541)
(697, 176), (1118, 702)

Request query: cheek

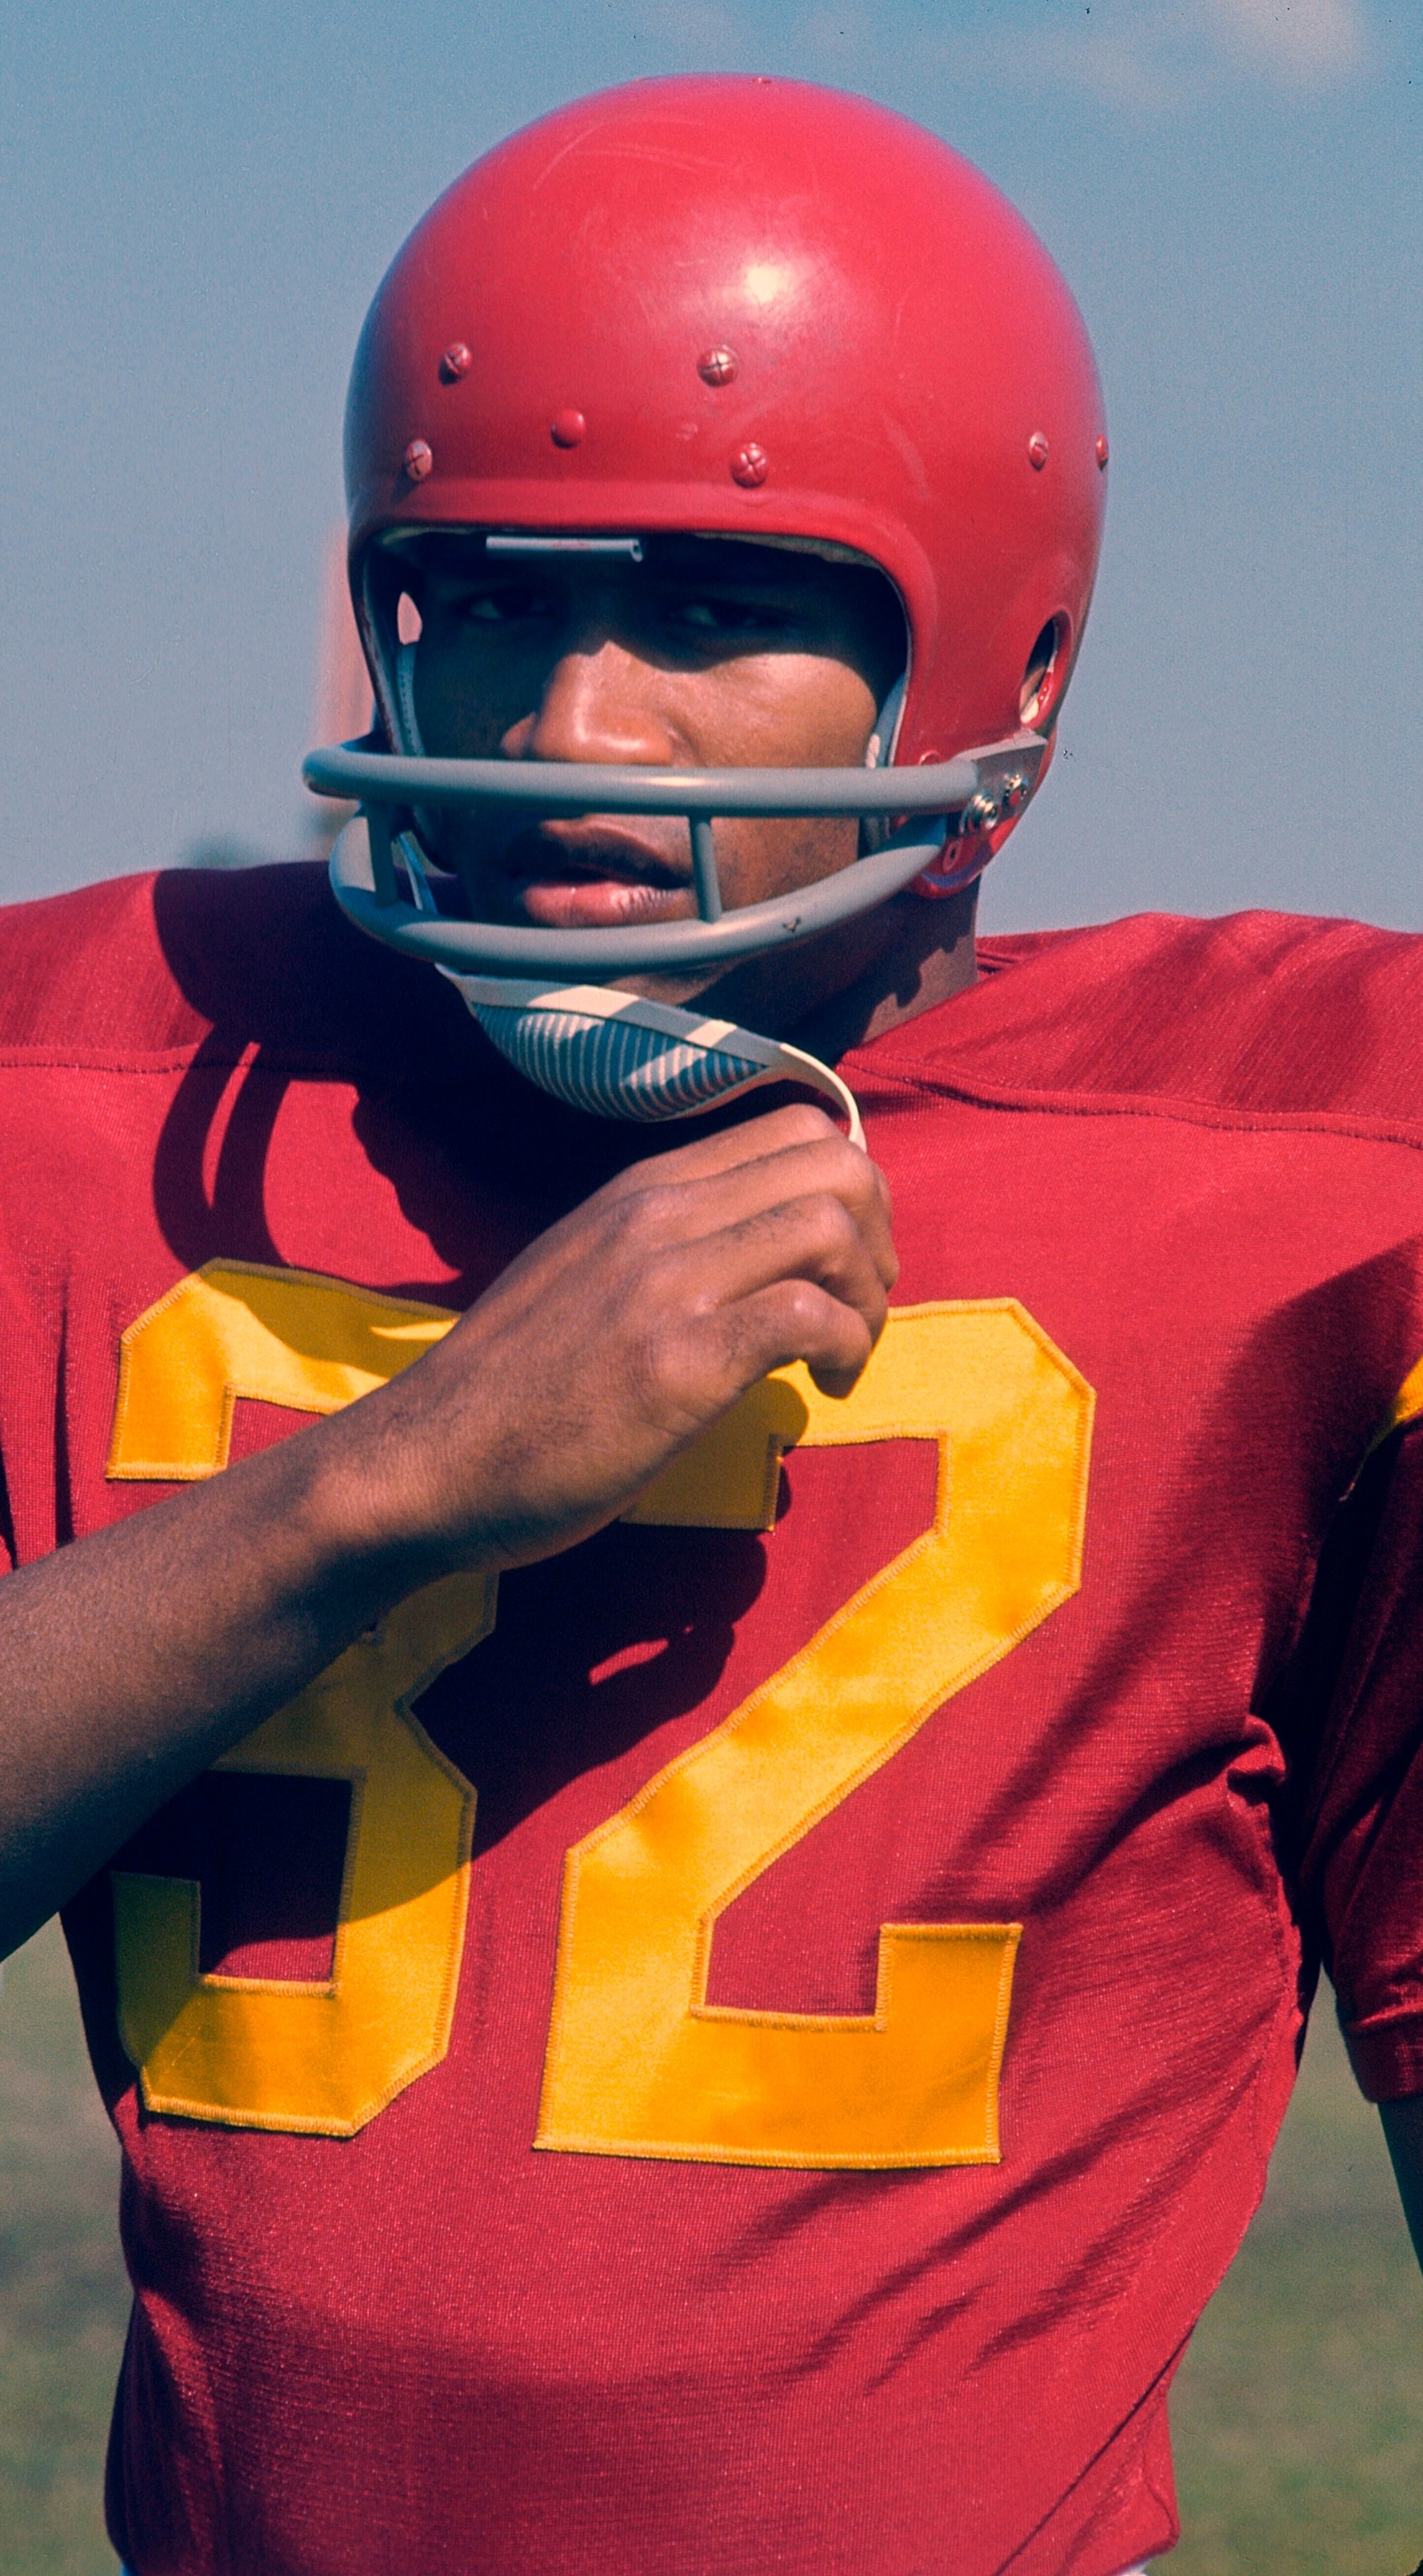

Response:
(411, 641), (465, 752)
(413, 634), (528, 756)
(801, 659), (882, 762)
(694, 654), (878, 766)
(716, 813), (862, 908)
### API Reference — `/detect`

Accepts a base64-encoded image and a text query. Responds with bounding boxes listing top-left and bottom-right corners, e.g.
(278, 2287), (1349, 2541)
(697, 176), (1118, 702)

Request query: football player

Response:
(2, 73), (1422, 2576)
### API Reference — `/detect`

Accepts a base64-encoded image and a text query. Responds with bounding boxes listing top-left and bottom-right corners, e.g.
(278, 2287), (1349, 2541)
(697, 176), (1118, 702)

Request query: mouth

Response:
(493, 822), (697, 929)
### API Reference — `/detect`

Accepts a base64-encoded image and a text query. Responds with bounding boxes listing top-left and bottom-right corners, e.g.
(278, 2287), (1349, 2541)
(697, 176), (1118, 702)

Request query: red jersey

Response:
(3, 865), (1423, 2575)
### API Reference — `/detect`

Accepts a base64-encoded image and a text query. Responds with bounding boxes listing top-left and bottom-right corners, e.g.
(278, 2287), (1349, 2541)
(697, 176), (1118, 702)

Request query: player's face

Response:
(410, 538), (906, 951)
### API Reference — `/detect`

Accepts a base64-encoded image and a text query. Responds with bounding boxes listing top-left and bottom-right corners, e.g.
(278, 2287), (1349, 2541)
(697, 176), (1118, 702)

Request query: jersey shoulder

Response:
(870, 911), (1423, 1132)
(0, 863), (461, 1072)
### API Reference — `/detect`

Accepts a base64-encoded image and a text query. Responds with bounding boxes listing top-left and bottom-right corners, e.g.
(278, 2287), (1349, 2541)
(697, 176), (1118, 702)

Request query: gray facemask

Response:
(306, 538), (1042, 1140)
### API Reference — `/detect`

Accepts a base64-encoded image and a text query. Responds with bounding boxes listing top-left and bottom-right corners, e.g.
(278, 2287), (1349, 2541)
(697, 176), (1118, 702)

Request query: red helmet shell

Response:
(345, 75), (1107, 775)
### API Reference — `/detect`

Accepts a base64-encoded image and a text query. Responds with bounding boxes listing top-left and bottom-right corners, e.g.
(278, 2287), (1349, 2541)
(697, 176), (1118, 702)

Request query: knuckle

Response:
(806, 1190), (860, 1253)
(626, 1322), (698, 1424)
(604, 1178), (678, 1254)
(777, 1104), (839, 1150)
(777, 1278), (828, 1339)
(818, 1137), (875, 1202)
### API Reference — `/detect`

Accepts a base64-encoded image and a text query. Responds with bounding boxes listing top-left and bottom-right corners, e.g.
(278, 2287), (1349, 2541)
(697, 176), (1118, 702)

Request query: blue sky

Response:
(2, 0), (1417, 930)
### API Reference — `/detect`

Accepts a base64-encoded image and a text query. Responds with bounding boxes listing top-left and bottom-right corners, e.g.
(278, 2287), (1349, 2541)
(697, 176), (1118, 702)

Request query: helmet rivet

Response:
(402, 438), (434, 481)
(1000, 773), (1030, 813)
(698, 346), (739, 386)
(439, 341), (472, 383)
(550, 408), (586, 448)
(962, 792), (1000, 834)
(1027, 431), (1050, 471)
(1095, 432), (1109, 470)
(730, 441), (769, 488)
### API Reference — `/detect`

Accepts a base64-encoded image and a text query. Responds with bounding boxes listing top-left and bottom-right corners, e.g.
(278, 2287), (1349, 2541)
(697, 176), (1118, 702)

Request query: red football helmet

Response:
(307, 77), (1107, 1124)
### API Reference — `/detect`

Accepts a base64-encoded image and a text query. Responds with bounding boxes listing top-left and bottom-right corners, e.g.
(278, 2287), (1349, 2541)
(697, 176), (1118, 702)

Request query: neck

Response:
(793, 885), (979, 1060)
(691, 883), (979, 1064)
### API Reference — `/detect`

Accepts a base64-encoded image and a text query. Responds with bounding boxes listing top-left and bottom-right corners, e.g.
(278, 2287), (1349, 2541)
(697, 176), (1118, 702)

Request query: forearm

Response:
(0, 1105), (893, 1961)
(0, 1404), (440, 1959)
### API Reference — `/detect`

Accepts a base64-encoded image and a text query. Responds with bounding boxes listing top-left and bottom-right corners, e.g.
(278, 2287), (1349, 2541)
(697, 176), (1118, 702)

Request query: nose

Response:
(504, 626), (675, 767)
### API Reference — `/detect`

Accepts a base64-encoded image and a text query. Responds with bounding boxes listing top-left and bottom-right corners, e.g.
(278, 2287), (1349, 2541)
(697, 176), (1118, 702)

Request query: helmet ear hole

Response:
(1019, 616), (1067, 727)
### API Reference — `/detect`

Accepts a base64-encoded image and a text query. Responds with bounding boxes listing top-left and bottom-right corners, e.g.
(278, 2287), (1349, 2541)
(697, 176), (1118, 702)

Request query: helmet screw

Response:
(1027, 431), (1050, 470)
(439, 341), (472, 382)
(1000, 772), (1030, 813)
(402, 438), (434, 481)
(1095, 433), (1109, 470)
(550, 408), (586, 448)
(730, 442), (769, 487)
(698, 346), (739, 386)
(962, 792), (1000, 834)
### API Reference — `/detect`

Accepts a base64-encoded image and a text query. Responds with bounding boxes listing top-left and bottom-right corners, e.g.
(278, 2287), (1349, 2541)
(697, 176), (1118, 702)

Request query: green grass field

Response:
(2, 1917), (1421, 2574)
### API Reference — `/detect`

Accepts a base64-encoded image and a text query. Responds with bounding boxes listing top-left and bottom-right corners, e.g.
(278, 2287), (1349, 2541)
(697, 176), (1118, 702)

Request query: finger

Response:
(669, 1192), (890, 1345)
(707, 1277), (879, 1400)
(605, 1138), (896, 1295)
(665, 1135), (897, 1287)
(602, 1101), (845, 1195)
(475, 1109), (868, 1308)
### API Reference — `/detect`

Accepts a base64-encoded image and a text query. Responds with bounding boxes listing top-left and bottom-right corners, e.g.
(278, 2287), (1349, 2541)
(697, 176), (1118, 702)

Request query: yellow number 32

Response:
(106, 1261), (1092, 2164)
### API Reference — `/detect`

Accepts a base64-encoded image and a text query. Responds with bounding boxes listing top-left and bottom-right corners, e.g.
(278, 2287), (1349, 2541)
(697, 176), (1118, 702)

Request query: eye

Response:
(457, 584), (551, 625)
(665, 596), (787, 637)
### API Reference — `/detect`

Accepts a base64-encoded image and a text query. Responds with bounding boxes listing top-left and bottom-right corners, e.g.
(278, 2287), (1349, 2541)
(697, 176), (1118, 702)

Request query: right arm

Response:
(0, 1104), (894, 1958)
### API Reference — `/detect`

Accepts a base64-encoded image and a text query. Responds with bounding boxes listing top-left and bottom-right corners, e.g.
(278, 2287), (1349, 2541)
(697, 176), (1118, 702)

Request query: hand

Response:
(0, 1104), (893, 1950)
(332, 1104), (897, 1576)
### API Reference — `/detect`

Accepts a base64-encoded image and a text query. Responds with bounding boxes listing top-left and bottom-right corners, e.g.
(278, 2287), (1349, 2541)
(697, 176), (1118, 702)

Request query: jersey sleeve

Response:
(1296, 1411), (1423, 2101)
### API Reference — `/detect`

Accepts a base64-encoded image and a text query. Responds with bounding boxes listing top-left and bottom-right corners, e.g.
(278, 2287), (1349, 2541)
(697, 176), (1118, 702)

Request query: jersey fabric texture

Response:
(2, 865), (1422, 2576)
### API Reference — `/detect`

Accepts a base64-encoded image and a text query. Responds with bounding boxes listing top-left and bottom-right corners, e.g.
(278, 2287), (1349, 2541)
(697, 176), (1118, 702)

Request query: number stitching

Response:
(107, 1261), (484, 2137)
(107, 1258), (454, 1482)
(106, 1268), (1093, 2164)
(112, 1571), (495, 2136)
(536, 1301), (1092, 2168)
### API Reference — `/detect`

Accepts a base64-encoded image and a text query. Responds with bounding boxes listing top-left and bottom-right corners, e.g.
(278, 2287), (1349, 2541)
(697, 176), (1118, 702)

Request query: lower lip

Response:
(510, 875), (692, 929)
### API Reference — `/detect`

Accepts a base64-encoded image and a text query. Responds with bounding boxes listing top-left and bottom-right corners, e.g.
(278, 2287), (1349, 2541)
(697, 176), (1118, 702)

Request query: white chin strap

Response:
(446, 975), (865, 1147)
(401, 637), (882, 1146)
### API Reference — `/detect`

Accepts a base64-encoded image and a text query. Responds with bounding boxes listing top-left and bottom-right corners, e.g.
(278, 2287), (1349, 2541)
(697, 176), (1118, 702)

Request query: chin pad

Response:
(444, 976), (864, 1147)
